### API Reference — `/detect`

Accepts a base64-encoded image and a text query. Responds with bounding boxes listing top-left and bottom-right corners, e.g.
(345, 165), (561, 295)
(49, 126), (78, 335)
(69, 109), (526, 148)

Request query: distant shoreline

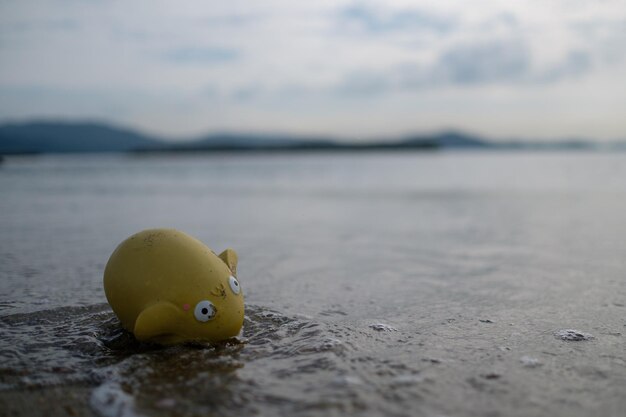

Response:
(1, 120), (625, 155)
(131, 140), (440, 154)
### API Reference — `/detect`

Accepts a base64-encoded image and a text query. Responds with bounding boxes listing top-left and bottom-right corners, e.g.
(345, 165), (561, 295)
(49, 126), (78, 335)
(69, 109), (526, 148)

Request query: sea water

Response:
(1, 152), (625, 416)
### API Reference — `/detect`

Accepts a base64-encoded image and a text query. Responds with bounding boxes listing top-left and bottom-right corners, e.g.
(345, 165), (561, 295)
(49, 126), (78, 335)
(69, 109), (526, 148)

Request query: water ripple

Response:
(0, 303), (433, 416)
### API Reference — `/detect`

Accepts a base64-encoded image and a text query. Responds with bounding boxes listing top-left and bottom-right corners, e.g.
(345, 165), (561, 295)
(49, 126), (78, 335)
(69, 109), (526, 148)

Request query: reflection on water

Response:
(1, 152), (625, 416)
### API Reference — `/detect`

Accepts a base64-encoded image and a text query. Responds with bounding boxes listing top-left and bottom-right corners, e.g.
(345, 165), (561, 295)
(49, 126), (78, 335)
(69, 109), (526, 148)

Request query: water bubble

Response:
(554, 329), (594, 341)
(369, 323), (397, 332)
(90, 382), (137, 417)
(520, 356), (542, 368)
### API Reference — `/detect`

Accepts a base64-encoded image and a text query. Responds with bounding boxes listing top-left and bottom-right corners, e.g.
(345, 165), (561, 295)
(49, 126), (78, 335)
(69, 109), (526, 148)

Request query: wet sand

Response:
(0, 387), (96, 417)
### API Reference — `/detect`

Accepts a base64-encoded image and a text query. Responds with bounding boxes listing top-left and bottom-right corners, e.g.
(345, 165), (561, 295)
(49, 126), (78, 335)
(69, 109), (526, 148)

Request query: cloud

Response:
(0, 18), (79, 34)
(163, 47), (239, 64)
(570, 18), (626, 65)
(338, 4), (456, 34)
(200, 13), (262, 27)
(537, 50), (592, 83)
(335, 38), (530, 95)
(232, 85), (263, 101)
(335, 39), (597, 96)
(334, 71), (390, 96)
(435, 39), (530, 85)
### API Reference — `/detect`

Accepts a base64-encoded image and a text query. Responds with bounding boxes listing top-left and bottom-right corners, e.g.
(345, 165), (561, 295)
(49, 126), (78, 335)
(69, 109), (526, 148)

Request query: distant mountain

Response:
(0, 120), (617, 155)
(136, 131), (486, 153)
(0, 121), (162, 154)
(0, 121), (467, 154)
(139, 133), (331, 152)
(496, 137), (599, 150)
(140, 133), (437, 152)
(402, 131), (488, 148)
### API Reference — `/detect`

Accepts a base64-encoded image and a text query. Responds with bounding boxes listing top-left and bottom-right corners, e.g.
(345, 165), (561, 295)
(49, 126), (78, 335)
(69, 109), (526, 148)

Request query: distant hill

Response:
(0, 120), (616, 155)
(400, 131), (487, 149)
(0, 122), (485, 154)
(140, 134), (437, 152)
(140, 133), (332, 152)
(137, 131), (486, 152)
(0, 121), (162, 154)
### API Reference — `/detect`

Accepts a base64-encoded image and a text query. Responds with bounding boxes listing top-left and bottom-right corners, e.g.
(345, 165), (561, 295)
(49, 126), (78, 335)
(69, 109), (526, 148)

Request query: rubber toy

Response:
(103, 229), (244, 344)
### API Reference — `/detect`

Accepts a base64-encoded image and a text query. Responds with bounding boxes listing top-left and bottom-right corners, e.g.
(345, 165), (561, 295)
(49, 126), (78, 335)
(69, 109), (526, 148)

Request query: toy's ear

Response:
(134, 302), (180, 342)
(219, 248), (238, 276)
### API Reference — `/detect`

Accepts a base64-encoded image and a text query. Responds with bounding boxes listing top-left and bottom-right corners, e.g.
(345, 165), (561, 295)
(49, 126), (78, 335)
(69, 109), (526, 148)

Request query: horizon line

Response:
(1, 117), (625, 144)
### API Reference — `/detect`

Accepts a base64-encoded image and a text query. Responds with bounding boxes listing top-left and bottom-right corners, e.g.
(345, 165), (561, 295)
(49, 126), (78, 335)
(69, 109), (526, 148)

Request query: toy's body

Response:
(103, 229), (244, 344)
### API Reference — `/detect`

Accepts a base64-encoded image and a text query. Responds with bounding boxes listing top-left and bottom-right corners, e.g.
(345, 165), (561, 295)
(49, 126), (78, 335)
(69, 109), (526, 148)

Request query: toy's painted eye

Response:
(228, 276), (241, 295)
(194, 300), (216, 322)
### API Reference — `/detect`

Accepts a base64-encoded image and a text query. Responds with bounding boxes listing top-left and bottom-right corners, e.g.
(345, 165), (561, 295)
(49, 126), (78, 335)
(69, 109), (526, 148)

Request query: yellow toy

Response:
(103, 229), (244, 344)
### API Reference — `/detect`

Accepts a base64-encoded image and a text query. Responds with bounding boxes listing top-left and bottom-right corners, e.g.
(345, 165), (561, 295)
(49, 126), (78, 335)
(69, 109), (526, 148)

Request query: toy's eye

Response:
(194, 300), (216, 322)
(228, 275), (241, 295)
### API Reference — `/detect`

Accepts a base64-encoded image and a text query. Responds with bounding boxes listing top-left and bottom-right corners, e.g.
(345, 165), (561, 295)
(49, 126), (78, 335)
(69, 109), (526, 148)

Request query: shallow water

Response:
(1, 152), (625, 416)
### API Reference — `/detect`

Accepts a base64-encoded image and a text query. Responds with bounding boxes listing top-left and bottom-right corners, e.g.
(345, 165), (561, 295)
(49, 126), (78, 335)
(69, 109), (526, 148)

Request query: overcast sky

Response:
(1, 0), (625, 141)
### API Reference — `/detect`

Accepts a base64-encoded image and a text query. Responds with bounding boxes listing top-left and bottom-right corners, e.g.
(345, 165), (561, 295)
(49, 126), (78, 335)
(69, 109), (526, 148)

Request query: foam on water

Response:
(554, 329), (595, 341)
(90, 382), (139, 417)
(0, 304), (429, 416)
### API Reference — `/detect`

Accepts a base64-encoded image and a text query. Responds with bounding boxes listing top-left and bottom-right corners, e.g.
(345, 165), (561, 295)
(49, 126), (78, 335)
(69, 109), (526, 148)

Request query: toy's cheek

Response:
(183, 304), (190, 311)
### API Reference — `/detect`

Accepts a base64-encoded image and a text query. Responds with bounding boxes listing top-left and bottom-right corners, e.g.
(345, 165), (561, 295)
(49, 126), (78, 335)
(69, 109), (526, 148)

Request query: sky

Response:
(0, 0), (625, 141)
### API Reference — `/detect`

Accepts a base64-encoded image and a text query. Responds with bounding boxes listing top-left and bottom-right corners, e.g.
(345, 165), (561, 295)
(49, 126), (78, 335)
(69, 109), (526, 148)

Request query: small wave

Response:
(0, 304), (118, 389)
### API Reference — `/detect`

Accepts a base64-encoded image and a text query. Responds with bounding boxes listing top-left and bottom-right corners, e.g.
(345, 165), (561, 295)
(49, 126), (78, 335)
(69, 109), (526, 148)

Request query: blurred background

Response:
(1, 0), (625, 142)
(1, 2), (626, 417)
